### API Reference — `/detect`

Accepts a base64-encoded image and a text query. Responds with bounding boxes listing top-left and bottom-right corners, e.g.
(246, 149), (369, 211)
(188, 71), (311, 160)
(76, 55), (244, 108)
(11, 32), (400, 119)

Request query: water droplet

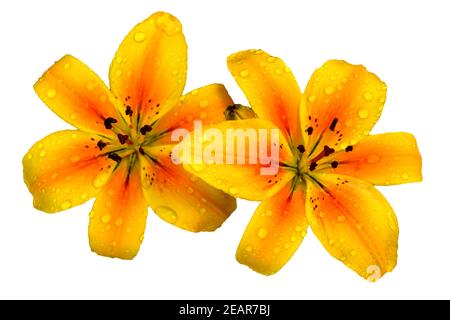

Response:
(351, 250), (357, 256)
(402, 173), (409, 180)
(50, 173), (58, 180)
(325, 86), (335, 95)
(358, 109), (369, 119)
(275, 68), (283, 76)
(134, 32), (146, 42)
(101, 214), (111, 224)
(187, 187), (194, 194)
(363, 92), (373, 101)
(337, 215), (346, 222)
(199, 208), (206, 214)
(26, 153), (33, 160)
(273, 247), (281, 254)
(257, 228), (268, 239)
(245, 245), (253, 252)
(39, 150), (47, 158)
(139, 234), (145, 242)
(155, 206), (177, 224)
(93, 172), (110, 188)
(61, 200), (72, 210)
(171, 69), (179, 76)
(367, 154), (381, 164)
(301, 230), (307, 237)
(115, 70), (122, 77)
(70, 155), (80, 162)
(63, 63), (71, 69)
(266, 210), (273, 217)
(47, 89), (57, 98)
(356, 224), (362, 230)
(229, 187), (238, 195)
(267, 56), (275, 63)
(200, 111), (207, 119)
(155, 13), (182, 36)
(86, 82), (95, 91)
(80, 193), (88, 200)
(70, 113), (77, 120)
(374, 226), (380, 232)
(191, 89), (199, 96)
(239, 69), (250, 78)
(308, 95), (316, 103)
(199, 100), (209, 108)
(290, 236), (297, 242)
(115, 218), (124, 227)
(191, 163), (206, 172)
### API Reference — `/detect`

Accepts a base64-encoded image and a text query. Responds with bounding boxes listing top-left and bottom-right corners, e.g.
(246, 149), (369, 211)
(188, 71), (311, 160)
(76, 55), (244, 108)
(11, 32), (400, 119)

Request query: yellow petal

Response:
(109, 12), (187, 128)
(301, 60), (387, 157)
(321, 133), (422, 185)
(89, 158), (148, 260)
(236, 183), (308, 275)
(305, 173), (398, 281)
(150, 84), (233, 146)
(34, 55), (124, 136)
(23, 130), (117, 213)
(227, 50), (302, 144)
(140, 145), (236, 232)
(181, 119), (296, 201)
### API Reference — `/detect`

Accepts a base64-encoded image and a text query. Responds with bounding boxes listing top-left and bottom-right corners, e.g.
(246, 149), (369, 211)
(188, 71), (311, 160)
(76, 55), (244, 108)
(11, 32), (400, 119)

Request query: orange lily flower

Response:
(23, 12), (236, 259)
(182, 49), (422, 280)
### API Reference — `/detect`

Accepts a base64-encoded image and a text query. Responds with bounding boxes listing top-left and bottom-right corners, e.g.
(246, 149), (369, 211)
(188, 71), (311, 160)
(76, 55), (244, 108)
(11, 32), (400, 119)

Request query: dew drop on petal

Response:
(61, 200), (72, 210)
(229, 187), (238, 195)
(257, 228), (268, 239)
(155, 206), (177, 224)
(325, 86), (335, 95)
(101, 214), (111, 224)
(47, 89), (57, 98)
(134, 32), (146, 42)
(358, 109), (369, 119)
(363, 92), (373, 101)
(239, 69), (250, 78)
(367, 154), (381, 164)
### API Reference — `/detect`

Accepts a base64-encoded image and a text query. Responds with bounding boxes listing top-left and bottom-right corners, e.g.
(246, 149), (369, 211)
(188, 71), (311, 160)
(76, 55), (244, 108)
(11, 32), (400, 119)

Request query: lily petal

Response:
(23, 130), (117, 213)
(140, 145), (236, 232)
(305, 173), (398, 281)
(321, 133), (422, 185)
(227, 50), (302, 144)
(236, 183), (308, 275)
(301, 60), (387, 157)
(151, 84), (234, 145)
(109, 12), (187, 128)
(89, 157), (148, 259)
(34, 55), (124, 136)
(181, 119), (296, 200)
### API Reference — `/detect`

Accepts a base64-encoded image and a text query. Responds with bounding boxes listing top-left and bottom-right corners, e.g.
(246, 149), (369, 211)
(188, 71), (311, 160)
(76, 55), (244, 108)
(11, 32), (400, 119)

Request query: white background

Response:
(0, 0), (448, 299)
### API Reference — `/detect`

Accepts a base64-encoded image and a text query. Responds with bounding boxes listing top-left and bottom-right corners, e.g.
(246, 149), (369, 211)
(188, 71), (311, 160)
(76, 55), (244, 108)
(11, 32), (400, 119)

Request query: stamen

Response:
(140, 125), (152, 135)
(104, 117), (118, 129)
(118, 134), (129, 145)
(125, 106), (133, 116)
(97, 140), (107, 151)
(108, 153), (122, 163)
(329, 118), (338, 131)
(309, 162), (318, 171)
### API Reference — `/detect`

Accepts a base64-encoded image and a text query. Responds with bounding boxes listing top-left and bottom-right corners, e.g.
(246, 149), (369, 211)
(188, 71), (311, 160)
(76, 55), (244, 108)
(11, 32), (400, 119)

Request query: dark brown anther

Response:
(118, 134), (128, 145)
(97, 140), (107, 150)
(331, 161), (339, 168)
(345, 145), (353, 152)
(108, 153), (122, 163)
(104, 117), (117, 129)
(125, 106), (133, 116)
(323, 145), (335, 156)
(140, 125), (152, 135)
(139, 147), (145, 156)
(297, 144), (306, 153)
(309, 162), (318, 171)
(329, 118), (338, 131)
(306, 126), (313, 135)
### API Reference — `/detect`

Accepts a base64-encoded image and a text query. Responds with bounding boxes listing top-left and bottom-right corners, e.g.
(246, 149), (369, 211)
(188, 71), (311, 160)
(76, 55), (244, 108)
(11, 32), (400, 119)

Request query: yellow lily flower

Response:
(182, 49), (422, 280)
(23, 12), (236, 259)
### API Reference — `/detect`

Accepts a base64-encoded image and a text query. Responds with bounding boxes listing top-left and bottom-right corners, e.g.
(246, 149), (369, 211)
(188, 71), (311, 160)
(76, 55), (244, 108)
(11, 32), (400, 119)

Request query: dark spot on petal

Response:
(306, 127), (313, 135)
(297, 144), (305, 153)
(345, 145), (353, 152)
(139, 147), (145, 156)
(329, 118), (338, 131)
(331, 161), (339, 168)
